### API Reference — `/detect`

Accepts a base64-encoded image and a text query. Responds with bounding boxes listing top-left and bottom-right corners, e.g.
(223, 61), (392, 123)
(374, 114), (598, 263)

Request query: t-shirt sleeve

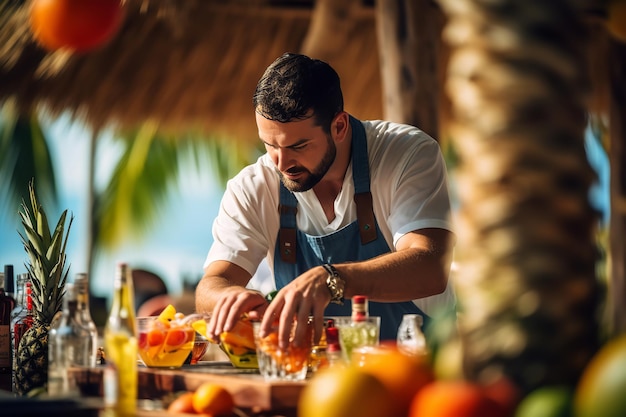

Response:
(203, 167), (278, 276)
(387, 135), (454, 246)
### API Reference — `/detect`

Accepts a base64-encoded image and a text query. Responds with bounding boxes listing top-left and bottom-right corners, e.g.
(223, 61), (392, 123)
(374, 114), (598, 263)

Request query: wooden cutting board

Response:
(72, 362), (306, 414)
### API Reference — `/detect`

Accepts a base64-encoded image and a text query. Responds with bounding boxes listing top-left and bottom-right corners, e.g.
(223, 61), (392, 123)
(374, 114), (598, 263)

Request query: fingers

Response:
(206, 289), (266, 342)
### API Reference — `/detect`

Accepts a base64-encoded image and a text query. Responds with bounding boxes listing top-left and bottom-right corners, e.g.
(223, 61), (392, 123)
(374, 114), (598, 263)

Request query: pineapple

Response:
(15, 180), (73, 395)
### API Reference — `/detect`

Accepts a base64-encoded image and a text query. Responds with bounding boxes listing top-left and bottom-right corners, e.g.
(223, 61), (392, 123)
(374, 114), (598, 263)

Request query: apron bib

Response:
(273, 116), (428, 340)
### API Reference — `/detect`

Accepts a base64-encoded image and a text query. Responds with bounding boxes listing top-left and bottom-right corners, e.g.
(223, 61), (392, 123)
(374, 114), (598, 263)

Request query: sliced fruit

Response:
(220, 317), (256, 350)
(157, 304), (177, 324)
(192, 319), (209, 339)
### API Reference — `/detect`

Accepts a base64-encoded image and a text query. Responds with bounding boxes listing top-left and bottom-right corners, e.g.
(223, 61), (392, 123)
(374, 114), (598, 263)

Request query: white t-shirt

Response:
(205, 119), (456, 314)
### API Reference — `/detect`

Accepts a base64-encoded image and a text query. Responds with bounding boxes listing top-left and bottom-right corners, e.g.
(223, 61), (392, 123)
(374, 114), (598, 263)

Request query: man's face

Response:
(256, 112), (336, 192)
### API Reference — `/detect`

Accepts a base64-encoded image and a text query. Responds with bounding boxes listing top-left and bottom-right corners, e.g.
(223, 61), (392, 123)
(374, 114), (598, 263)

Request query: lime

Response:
(515, 386), (572, 417)
(575, 335), (626, 417)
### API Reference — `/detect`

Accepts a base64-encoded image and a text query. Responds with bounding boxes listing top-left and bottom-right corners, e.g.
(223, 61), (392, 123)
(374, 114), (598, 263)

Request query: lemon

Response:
(575, 334), (626, 417)
(192, 319), (208, 338)
(299, 366), (394, 417)
(515, 386), (572, 417)
(157, 304), (177, 324)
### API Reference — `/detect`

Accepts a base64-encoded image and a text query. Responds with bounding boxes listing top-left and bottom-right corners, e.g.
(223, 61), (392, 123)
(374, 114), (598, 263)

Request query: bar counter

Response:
(72, 361), (306, 417)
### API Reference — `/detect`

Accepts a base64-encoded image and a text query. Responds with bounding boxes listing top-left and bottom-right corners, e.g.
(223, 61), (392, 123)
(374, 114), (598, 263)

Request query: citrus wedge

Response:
(158, 304), (177, 324)
(192, 319), (210, 340)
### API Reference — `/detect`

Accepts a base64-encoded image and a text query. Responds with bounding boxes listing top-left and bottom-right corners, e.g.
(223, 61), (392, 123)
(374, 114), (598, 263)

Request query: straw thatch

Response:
(0, 0), (613, 145)
(0, 0), (384, 144)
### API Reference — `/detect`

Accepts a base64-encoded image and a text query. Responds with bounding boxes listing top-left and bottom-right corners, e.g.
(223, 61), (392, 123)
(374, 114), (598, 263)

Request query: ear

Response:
(332, 111), (350, 142)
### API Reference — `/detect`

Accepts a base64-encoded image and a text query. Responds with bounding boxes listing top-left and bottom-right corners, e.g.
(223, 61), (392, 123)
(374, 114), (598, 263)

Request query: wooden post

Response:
(300, 0), (360, 59)
(375, 0), (443, 138)
(609, 37), (626, 335)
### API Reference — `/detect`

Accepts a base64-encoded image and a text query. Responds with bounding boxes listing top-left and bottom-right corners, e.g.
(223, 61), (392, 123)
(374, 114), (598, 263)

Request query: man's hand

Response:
(206, 287), (267, 343)
(260, 265), (331, 349)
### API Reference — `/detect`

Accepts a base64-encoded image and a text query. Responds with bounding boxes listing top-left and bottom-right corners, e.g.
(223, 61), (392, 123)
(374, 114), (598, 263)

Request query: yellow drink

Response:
(137, 324), (195, 368)
(104, 332), (138, 416)
(104, 263), (138, 416)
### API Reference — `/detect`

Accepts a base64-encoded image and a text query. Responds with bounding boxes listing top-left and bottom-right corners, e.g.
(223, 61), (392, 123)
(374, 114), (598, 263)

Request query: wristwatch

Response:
(322, 263), (345, 305)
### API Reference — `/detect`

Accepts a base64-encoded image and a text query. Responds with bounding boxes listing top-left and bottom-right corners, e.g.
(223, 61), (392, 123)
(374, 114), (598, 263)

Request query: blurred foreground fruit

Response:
(192, 382), (234, 416)
(515, 386), (573, 417)
(167, 392), (195, 414)
(29, 0), (124, 52)
(575, 334), (626, 417)
(299, 366), (394, 417)
(353, 344), (434, 416)
(409, 380), (508, 417)
(606, 0), (626, 42)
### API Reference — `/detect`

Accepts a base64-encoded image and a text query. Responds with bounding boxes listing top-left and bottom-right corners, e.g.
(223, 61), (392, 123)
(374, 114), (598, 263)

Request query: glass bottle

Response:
(0, 271), (16, 390)
(12, 280), (33, 393)
(338, 295), (379, 362)
(3, 265), (15, 301)
(48, 283), (94, 396)
(396, 313), (427, 358)
(104, 262), (138, 416)
(10, 273), (28, 324)
(324, 326), (346, 368)
(74, 273), (98, 367)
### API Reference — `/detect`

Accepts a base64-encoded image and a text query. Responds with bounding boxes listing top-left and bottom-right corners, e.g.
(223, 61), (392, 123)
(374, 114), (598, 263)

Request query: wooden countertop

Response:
(72, 361), (306, 416)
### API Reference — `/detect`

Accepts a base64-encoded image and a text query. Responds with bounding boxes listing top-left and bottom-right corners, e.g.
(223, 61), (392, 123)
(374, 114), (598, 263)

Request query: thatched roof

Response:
(0, 0), (613, 144)
(0, 0), (383, 144)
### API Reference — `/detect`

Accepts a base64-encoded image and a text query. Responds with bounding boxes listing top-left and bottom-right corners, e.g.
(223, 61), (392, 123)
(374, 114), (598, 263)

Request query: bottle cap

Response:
(4, 265), (14, 293)
(326, 326), (339, 345)
(352, 295), (367, 305)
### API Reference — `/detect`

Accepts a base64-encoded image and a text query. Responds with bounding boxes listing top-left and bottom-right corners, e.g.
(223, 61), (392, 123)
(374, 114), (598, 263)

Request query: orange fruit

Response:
(192, 382), (235, 416)
(575, 334), (626, 417)
(483, 376), (522, 416)
(606, 0), (626, 43)
(29, 0), (124, 52)
(409, 380), (507, 417)
(147, 328), (165, 347)
(167, 392), (195, 414)
(353, 344), (434, 416)
(299, 366), (394, 417)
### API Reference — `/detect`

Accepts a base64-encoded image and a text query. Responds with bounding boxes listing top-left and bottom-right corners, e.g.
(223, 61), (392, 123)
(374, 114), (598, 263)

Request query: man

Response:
(196, 53), (455, 348)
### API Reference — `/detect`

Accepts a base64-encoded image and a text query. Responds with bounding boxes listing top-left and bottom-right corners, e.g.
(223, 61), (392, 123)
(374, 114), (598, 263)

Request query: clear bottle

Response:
(0, 271), (16, 390)
(10, 273), (28, 324)
(11, 280), (33, 393)
(104, 263), (138, 416)
(338, 295), (379, 362)
(48, 283), (94, 396)
(396, 313), (427, 358)
(74, 273), (98, 367)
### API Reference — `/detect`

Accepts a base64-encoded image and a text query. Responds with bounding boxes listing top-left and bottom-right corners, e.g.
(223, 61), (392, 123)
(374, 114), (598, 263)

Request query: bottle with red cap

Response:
(337, 295), (380, 362)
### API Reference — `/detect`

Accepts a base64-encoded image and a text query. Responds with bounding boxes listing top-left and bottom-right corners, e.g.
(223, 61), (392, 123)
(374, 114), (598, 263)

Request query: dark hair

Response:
(253, 53), (344, 133)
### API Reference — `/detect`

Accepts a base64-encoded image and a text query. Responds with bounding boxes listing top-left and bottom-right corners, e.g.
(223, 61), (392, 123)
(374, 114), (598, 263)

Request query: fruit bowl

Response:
(137, 306), (210, 368)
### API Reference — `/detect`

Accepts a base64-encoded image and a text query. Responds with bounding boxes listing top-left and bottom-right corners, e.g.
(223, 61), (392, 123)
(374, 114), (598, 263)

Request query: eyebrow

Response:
(262, 137), (311, 149)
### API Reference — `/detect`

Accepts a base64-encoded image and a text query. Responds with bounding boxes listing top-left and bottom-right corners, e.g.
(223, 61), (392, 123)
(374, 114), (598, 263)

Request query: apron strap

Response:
(349, 116), (377, 244)
(278, 185), (298, 264)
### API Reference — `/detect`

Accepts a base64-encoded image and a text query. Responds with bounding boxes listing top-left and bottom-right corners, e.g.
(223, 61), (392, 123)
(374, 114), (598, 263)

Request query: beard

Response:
(279, 135), (337, 192)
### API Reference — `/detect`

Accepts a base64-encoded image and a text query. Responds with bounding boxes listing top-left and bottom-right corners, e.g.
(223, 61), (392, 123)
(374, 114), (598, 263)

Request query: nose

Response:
(273, 148), (294, 172)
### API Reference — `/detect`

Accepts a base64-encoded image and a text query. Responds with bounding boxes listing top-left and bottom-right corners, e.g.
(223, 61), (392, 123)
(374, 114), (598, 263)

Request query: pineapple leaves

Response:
(18, 180), (73, 324)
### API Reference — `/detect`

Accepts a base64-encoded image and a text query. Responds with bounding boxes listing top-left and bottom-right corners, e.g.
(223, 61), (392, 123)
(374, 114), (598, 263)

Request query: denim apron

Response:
(273, 116), (428, 340)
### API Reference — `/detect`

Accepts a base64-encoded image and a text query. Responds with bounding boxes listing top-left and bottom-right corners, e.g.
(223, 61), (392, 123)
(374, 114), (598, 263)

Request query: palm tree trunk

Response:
(440, 0), (600, 393)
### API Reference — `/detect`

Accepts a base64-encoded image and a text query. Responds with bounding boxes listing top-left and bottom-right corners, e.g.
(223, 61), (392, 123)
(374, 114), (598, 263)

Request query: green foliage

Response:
(0, 103), (57, 220)
(18, 180), (73, 324)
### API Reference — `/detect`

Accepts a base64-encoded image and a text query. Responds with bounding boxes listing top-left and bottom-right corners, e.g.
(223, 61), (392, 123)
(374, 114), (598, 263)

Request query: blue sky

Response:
(1, 114), (224, 301)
